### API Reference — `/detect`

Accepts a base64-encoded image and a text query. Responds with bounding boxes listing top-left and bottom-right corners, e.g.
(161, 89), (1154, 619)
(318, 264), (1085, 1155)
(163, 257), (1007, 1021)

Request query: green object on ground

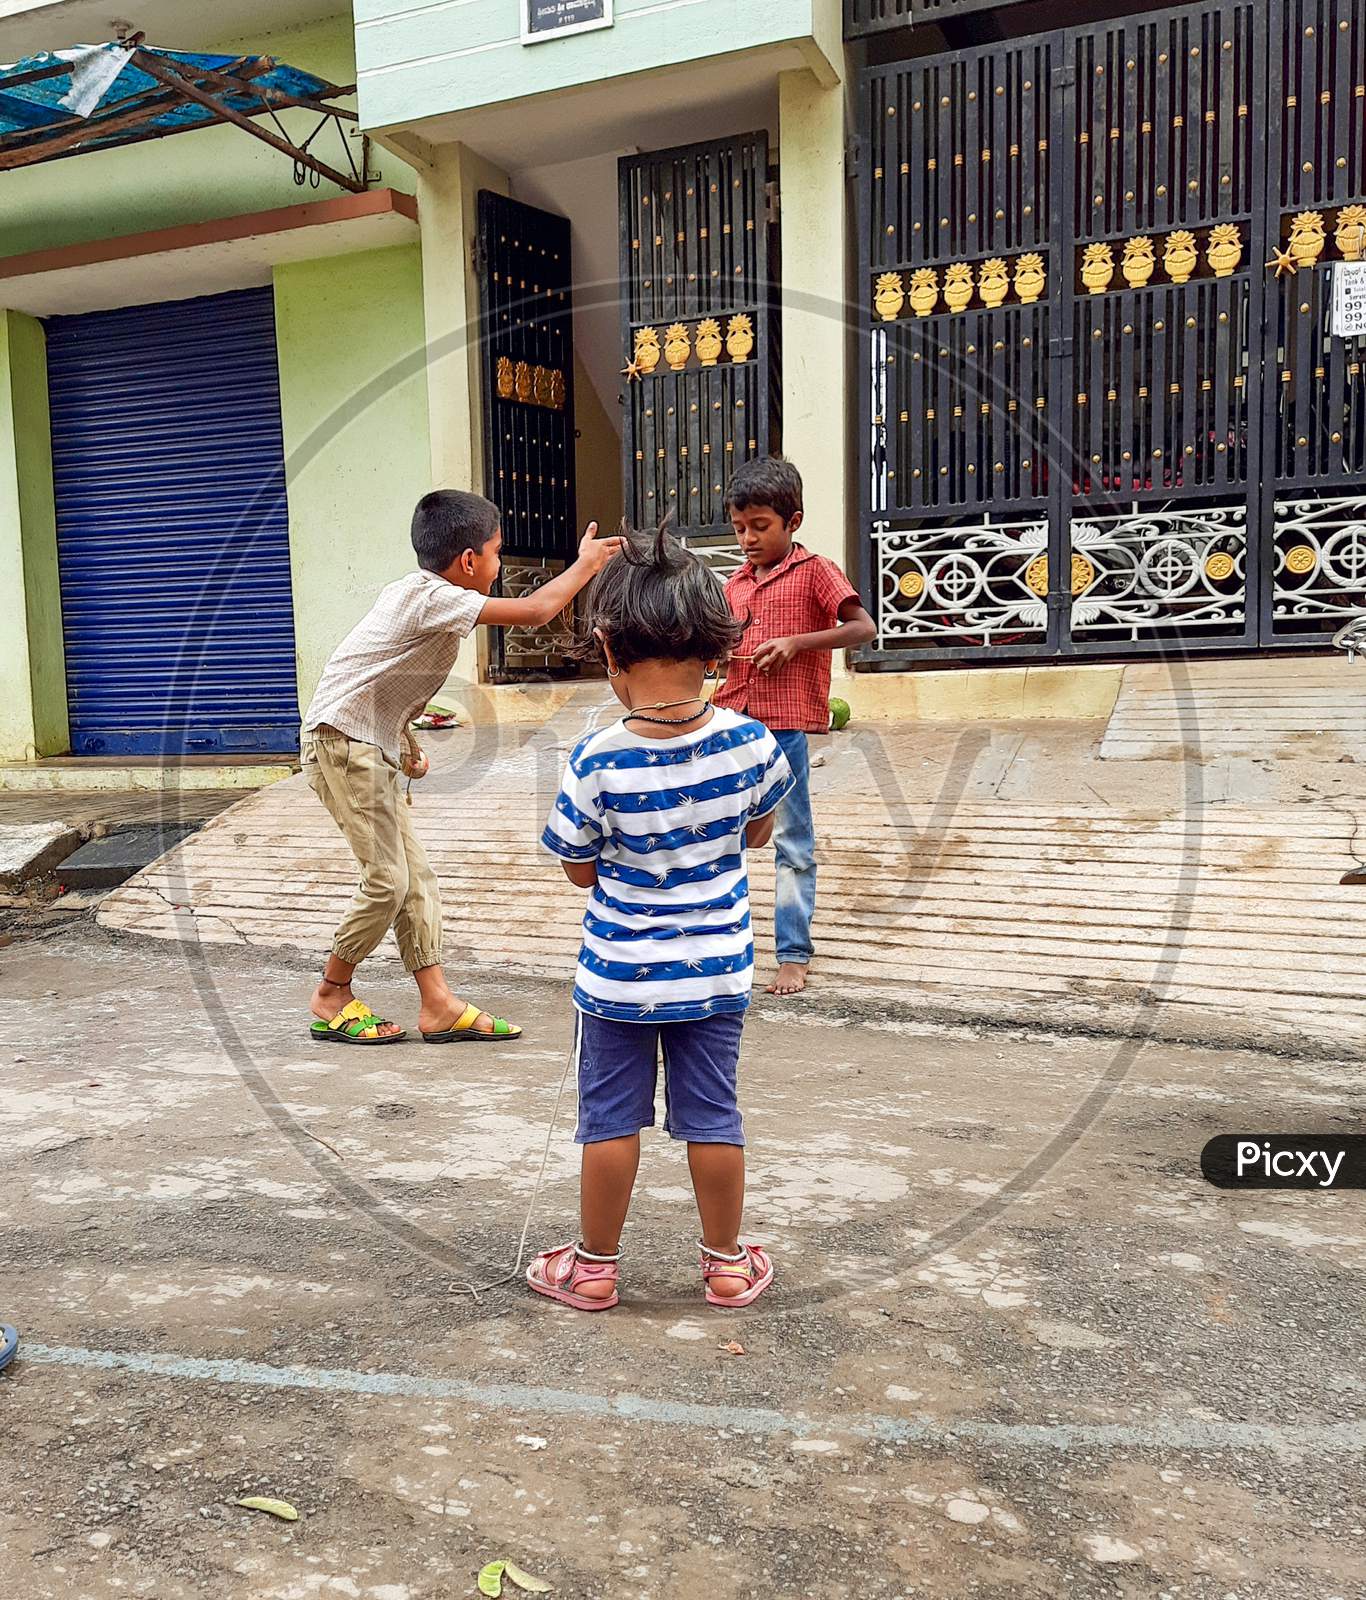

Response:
(828, 696), (851, 731)
(235, 1496), (298, 1521)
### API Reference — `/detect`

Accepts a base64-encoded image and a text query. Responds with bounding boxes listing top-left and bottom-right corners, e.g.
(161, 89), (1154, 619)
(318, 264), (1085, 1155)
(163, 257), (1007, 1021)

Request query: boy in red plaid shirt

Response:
(714, 458), (876, 995)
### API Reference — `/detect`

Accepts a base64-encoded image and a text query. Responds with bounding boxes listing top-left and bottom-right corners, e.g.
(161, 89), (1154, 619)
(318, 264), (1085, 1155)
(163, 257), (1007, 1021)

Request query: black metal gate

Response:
(1262, 0), (1366, 640)
(477, 189), (577, 678)
(857, 0), (1366, 663)
(619, 133), (779, 566)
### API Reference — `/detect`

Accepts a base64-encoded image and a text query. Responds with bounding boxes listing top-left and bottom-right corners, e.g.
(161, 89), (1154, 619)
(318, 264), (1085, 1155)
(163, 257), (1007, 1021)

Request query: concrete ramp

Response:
(98, 709), (1366, 1049)
(1100, 655), (1366, 762)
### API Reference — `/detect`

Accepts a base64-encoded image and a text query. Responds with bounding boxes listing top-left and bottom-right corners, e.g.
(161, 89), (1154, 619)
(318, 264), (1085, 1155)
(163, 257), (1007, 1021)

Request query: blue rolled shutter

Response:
(46, 287), (299, 756)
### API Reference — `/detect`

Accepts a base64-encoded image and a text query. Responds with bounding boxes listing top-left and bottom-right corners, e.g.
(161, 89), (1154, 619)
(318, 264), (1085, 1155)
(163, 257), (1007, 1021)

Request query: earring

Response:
(704, 662), (719, 680)
(607, 662), (621, 679)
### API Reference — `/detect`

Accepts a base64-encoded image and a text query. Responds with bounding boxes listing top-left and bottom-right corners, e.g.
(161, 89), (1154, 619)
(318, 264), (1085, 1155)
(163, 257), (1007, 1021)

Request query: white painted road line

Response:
(18, 1343), (1366, 1454)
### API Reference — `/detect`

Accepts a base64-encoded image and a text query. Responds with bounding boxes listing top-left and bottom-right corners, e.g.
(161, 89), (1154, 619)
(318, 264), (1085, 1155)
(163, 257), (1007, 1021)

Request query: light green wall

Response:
(356, 0), (826, 130)
(273, 242), (431, 708)
(0, 309), (67, 761)
(0, 15), (416, 263)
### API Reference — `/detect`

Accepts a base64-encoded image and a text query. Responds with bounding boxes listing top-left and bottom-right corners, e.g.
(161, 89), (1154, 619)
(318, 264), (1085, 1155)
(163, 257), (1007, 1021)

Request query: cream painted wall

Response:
(777, 67), (849, 575)
(0, 309), (66, 761)
(272, 243), (431, 709)
(573, 351), (623, 539)
(410, 141), (512, 683)
(413, 143), (511, 498)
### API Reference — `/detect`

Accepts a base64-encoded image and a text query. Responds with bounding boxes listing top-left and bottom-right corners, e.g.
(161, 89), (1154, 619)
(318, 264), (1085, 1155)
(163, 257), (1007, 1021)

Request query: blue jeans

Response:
(771, 729), (815, 966)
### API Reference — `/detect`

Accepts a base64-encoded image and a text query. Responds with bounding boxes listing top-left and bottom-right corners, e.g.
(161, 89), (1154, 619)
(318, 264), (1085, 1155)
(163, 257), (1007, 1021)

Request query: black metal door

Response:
(619, 133), (778, 563)
(477, 190), (577, 678)
(1261, 0), (1366, 643)
(1060, 1), (1265, 657)
(857, 32), (1064, 659)
(856, 0), (1284, 664)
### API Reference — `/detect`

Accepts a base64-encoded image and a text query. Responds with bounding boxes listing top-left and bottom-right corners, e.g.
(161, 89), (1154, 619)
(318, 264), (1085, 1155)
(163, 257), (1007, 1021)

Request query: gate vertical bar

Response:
(1049, 39), (1073, 656)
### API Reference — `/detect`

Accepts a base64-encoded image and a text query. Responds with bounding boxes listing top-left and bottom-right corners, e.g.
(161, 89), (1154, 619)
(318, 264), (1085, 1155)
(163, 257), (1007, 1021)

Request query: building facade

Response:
(1, 0), (1363, 769)
(0, 5), (428, 767)
(355, 0), (1366, 693)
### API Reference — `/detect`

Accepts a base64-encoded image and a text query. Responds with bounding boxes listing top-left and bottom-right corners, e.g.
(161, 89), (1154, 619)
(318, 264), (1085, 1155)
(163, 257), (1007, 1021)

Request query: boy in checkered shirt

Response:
(713, 458), (876, 995)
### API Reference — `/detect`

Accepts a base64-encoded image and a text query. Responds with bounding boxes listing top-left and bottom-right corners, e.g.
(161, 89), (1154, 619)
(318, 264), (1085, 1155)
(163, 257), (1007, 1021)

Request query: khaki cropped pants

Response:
(302, 727), (442, 973)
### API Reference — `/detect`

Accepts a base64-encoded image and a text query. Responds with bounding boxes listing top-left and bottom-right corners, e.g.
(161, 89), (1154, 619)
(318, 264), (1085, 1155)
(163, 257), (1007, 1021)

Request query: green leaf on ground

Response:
(235, 1497), (298, 1521)
(505, 1561), (552, 1593)
(478, 1561), (507, 1597)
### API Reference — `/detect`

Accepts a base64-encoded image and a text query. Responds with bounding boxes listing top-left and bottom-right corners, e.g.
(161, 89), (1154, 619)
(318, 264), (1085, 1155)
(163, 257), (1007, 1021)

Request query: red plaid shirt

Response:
(714, 543), (860, 733)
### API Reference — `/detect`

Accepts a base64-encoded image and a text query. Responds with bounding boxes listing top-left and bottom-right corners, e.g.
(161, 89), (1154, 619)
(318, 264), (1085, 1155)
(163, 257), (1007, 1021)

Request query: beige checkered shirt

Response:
(303, 570), (485, 765)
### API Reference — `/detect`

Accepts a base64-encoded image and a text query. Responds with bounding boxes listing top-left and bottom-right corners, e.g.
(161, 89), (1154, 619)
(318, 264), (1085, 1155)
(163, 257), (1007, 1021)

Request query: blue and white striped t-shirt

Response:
(541, 706), (795, 1024)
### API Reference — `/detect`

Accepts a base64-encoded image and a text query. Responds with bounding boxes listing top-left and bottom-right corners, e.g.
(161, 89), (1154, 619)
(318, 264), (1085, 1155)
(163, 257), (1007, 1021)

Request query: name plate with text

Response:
(522, 0), (613, 43)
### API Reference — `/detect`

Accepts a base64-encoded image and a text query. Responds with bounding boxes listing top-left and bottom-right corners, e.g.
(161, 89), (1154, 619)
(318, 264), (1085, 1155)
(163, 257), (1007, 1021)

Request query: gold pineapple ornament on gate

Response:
(1164, 231), (1199, 284)
(908, 268), (940, 316)
(978, 259), (1009, 308)
(1206, 225), (1243, 278)
(874, 272), (905, 321)
(1014, 255), (1045, 304)
(1122, 237), (1155, 288)
(1080, 242), (1115, 294)
(694, 319), (723, 365)
(725, 314), (754, 362)
(663, 323), (691, 371)
(633, 327), (661, 375)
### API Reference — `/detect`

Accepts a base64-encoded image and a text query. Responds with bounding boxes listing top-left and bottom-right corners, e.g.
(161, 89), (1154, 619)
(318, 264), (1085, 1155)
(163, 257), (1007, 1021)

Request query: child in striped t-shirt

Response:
(529, 525), (794, 1313)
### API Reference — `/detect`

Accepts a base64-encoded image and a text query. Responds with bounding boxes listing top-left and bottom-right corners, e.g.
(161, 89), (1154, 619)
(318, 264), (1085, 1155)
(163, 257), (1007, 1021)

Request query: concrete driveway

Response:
(1, 923), (1363, 1599)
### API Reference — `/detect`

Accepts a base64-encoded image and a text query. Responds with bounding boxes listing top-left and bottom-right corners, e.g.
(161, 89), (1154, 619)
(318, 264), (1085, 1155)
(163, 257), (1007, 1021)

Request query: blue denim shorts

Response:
(574, 1010), (746, 1146)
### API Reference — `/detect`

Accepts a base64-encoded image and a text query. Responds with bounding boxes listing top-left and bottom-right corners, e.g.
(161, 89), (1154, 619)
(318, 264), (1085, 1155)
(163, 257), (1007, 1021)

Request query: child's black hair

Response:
(723, 455), (803, 525)
(574, 520), (742, 672)
(411, 489), (500, 573)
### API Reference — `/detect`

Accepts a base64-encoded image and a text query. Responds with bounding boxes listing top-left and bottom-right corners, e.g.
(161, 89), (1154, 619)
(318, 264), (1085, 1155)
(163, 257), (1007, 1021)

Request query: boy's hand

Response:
(575, 521), (626, 576)
(752, 636), (801, 673)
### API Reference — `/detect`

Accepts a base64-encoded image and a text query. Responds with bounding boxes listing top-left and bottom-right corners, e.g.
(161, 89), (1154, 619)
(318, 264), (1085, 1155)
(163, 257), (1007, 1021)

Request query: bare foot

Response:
(418, 999), (499, 1036)
(310, 981), (403, 1037)
(766, 962), (808, 996)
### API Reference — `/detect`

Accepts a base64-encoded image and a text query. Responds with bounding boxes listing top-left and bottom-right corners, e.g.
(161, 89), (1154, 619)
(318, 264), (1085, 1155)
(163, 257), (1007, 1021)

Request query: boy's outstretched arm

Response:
(481, 521), (624, 628)
(750, 597), (876, 674)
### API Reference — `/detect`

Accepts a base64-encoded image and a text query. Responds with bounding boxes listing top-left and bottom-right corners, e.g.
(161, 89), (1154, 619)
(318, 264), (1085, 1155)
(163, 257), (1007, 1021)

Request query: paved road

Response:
(2, 923), (1363, 1599)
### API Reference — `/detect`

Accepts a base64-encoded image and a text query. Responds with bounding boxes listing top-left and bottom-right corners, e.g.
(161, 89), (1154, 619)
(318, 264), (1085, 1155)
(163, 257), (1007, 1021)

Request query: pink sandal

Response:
(526, 1242), (620, 1311)
(700, 1242), (774, 1308)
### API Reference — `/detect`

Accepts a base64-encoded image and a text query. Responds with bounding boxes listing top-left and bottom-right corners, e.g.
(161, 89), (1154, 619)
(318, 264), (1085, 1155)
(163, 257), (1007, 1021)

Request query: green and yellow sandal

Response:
(422, 1001), (522, 1045)
(309, 998), (406, 1046)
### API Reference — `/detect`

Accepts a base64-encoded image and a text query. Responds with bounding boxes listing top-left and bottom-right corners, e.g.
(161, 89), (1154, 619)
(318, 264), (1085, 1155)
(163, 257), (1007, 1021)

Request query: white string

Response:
(448, 1012), (582, 1304)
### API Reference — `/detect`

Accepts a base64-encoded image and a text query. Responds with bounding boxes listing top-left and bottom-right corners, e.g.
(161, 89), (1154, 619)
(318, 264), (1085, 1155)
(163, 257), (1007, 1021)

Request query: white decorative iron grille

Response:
(1273, 498), (1366, 629)
(876, 520), (1050, 647)
(1065, 508), (1248, 640)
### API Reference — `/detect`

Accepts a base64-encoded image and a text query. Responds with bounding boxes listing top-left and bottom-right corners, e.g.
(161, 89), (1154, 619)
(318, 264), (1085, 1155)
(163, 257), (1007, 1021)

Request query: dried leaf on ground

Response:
(505, 1560), (552, 1593)
(719, 1340), (747, 1356)
(235, 1496), (298, 1521)
(477, 1561), (506, 1597)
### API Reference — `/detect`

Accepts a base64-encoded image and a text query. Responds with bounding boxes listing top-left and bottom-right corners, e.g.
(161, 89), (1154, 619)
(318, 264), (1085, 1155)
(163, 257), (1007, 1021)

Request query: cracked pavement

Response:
(1, 922), (1364, 1599)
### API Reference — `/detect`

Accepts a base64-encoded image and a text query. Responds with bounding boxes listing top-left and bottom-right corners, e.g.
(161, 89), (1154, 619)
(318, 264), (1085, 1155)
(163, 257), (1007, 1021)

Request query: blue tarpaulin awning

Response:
(0, 40), (365, 191)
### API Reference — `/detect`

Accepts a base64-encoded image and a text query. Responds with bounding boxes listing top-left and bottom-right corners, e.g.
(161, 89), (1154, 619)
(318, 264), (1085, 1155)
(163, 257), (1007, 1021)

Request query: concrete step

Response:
(55, 824), (200, 890)
(95, 707), (1366, 1051)
(0, 757), (295, 793)
(0, 822), (80, 890)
